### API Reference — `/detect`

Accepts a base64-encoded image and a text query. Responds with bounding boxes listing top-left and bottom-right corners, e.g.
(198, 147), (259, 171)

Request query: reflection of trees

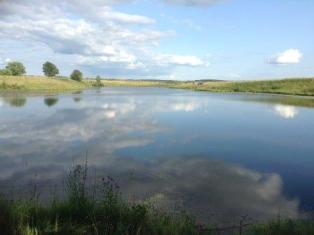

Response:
(44, 98), (59, 107)
(73, 97), (81, 103)
(4, 97), (27, 107)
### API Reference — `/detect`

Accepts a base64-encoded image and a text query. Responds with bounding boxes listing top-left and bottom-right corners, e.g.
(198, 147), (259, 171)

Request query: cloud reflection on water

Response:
(0, 89), (309, 223)
(274, 105), (298, 119)
(0, 155), (300, 223)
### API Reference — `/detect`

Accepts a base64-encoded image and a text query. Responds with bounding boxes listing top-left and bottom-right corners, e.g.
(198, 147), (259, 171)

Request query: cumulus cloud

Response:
(0, 0), (207, 77)
(274, 105), (298, 119)
(268, 49), (303, 64)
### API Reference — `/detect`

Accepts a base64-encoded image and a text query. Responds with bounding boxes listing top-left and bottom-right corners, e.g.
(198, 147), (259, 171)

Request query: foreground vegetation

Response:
(0, 164), (313, 235)
(0, 165), (208, 235)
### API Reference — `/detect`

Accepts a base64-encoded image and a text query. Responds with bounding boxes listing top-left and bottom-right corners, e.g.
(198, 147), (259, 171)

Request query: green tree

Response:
(94, 75), (104, 87)
(43, 61), (59, 77)
(0, 69), (12, 75)
(96, 75), (101, 83)
(70, 70), (83, 81)
(5, 61), (26, 76)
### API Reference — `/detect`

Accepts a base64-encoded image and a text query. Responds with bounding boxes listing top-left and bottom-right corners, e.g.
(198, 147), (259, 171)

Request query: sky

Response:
(0, 0), (313, 80)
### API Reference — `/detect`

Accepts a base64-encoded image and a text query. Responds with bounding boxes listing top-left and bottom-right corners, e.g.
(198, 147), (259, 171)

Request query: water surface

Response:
(1, 88), (314, 223)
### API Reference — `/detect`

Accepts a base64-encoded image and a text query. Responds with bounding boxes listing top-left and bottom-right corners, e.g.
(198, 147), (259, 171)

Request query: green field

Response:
(0, 75), (91, 92)
(1, 75), (314, 97)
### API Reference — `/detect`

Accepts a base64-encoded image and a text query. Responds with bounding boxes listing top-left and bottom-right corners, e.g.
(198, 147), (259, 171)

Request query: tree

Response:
(94, 75), (104, 87)
(0, 69), (12, 75)
(70, 70), (83, 81)
(96, 75), (101, 83)
(43, 61), (59, 77)
(5, 61), (26, 76)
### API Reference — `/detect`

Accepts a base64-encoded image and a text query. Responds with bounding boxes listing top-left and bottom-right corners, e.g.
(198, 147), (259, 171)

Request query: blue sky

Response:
(0, 0), (313, 80)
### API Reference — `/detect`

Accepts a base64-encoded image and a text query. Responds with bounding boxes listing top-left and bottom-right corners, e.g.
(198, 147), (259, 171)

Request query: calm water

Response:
(1, 88), (314, 222)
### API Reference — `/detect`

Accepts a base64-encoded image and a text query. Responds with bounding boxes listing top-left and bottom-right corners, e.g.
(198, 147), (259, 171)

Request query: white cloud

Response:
(98, 7), (155, 24)
(0, 57), (11, 65)
(274, 105), (298, 119)
(0, 0), (207, 77)
(162, 0), (221, 6)
(154, 54), (205, 67)
(172, 101), (200, 111)
(269, 49), (303, 64)
(104, 110), (116, 119)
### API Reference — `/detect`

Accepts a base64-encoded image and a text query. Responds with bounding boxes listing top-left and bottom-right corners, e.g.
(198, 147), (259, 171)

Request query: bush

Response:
(43, 61), (59, 77)
(93, 75), (104, 87)
(70, 70), (83, 82)
(5, 61), (26, 76)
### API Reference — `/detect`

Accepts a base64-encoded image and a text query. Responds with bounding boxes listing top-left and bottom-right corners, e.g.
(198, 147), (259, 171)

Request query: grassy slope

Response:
(0, 75), (90, 92)
(100, 78), (314, 96)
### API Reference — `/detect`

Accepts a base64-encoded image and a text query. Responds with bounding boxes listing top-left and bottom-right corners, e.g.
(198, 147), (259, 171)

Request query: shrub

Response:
(5, 61), (26, 76)
(43, 61), (59, 77)
(70, 70), (83, 82)
(93, 75), (104, 87)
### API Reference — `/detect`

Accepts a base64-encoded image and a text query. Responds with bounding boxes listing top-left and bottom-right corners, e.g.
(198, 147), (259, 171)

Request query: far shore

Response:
(1, 75), (314, 97)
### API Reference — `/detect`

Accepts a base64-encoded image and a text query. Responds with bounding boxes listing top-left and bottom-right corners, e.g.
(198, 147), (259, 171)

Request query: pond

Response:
(1, 87), (314, 223)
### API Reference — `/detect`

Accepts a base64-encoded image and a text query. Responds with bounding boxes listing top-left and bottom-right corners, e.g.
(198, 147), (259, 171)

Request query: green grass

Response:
(0, 165), (209, 235)
(196, 78), (314, 96)
(252, 219), (314, 235)
(1, 164), (314, 235)
(99, 78), (314, 96)
(0, 75), (90, 92)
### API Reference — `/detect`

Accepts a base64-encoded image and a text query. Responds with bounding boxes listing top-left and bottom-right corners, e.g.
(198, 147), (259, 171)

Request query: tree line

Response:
(0, 61), (84, 81)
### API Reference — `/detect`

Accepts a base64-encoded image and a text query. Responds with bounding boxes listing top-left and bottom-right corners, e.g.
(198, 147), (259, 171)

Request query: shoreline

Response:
(1, 75), (314, 97)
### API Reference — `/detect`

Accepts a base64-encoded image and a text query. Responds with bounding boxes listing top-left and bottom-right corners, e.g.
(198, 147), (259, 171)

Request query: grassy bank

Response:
(0, 75), (90, 92)
(100, 78), (314, 96)
(0, 164), (313, 235)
